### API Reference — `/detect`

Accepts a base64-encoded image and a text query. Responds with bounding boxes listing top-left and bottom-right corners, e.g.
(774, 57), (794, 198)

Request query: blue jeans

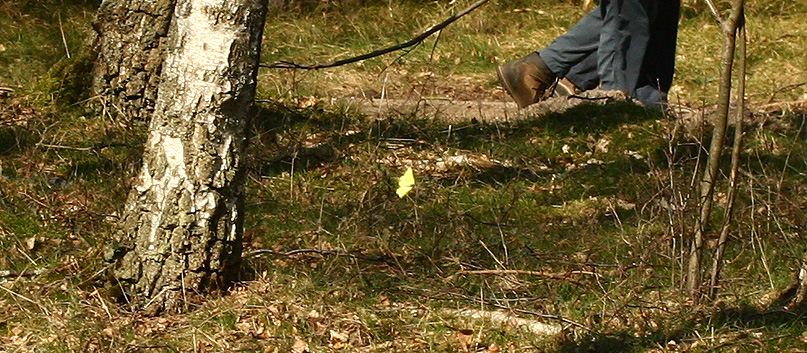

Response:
(538, 0), (679, 106)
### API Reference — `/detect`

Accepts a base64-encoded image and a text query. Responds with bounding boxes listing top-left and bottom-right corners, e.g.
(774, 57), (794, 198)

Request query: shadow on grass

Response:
(252, 100), (663, 182)
(522, 101), (663, 136)
(251, 102), (371, 176)
(556, 300), (807, 352)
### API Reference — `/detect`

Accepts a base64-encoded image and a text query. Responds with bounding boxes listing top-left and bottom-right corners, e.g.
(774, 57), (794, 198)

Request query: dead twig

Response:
(17, 191), (51, 210)
(39, 142), (136, 152)
(442, 308), (562, 336)
(58, 12), (71, 59)
(457, 269), (600, 285)
(446, 291), (590, 330)
(0, 118), (30, 126)
(245, 247), (393, 265)
(0, 269), (45, 279)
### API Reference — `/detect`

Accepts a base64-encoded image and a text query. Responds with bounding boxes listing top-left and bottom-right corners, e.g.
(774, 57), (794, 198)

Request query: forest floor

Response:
(3, 0), (807, 352)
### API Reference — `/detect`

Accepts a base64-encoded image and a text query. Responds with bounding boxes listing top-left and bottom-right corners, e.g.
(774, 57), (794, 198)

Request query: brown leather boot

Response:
(496, 53), (557, 109)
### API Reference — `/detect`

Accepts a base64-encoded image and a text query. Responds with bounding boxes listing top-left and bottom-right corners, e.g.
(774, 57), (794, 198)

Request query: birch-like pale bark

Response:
(105, 0), (267, 315)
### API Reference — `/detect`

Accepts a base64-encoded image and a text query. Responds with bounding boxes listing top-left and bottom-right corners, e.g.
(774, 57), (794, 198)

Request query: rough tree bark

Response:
(103, 0), (268, 315)
(91, 0), (176, 121)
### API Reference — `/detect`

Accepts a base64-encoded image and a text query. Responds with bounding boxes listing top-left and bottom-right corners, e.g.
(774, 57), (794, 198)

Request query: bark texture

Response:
(106, 0), (267, 315)
(91, 0), (176, 120)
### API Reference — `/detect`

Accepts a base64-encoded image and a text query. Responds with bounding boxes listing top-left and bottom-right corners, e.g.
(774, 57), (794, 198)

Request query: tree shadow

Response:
(250, 100), (664, 194)
(555, 296), (807, 352)
(250, 102), (370, 177)
(520, 100), (663, 136)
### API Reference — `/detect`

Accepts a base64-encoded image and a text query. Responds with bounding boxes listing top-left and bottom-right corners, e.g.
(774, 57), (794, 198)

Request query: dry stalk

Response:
(687, 0), (745, 303)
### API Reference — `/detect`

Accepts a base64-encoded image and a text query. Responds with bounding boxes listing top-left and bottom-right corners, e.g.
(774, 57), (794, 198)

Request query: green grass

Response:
(0, 1), (97, 96)
(3, 0), (807, 351)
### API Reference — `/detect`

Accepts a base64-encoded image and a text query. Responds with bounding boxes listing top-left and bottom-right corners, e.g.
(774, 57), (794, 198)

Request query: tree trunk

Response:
(105, 0), (267, 315)
(91, 0), (176, 121)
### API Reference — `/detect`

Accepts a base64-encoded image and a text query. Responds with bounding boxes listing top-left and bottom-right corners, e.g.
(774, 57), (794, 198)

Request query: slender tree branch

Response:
(458, 269), (600, 277)
(687, 0), (745, 303)
(708, 12), (745, 299)
(456, 269), (598, 286)
(261, 0), (489, 70)
(703, 0), (725, 30)
(0, 269), (45, 279)
(245, 247), (392, 264)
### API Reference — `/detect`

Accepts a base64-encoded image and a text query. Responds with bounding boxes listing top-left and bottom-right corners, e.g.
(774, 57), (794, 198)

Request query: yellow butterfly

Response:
(396, 167), (415, 198)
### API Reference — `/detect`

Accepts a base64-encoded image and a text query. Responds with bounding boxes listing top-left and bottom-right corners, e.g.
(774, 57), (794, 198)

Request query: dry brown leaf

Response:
(329, 329), (349, 349)
(24, 236), (38, 251)
(453, 328), (474, 352)
(487, 342), (500, 353)
(291, 338), (309, 353)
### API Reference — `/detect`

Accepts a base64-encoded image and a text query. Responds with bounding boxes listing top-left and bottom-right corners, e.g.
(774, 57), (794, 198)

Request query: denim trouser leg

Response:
(539, 0), (657, 96)
(565, 52), (599, 91)
(597, 0), (653, 95)
(538, 10), (601, 78)
(567, 54), (669, 107)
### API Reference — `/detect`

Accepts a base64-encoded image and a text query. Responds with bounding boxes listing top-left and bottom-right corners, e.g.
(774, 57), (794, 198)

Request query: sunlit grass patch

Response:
(0, 1), (96, 93)
(4, 0), (807, 351)
(239, 101), (688, 348)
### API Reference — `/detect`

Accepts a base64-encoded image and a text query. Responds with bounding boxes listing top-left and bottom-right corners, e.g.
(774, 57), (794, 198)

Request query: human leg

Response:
(564, 51), (600, 91)
(597, 0), (657, 95)
(498, 0), (671, 107)
(497, 7), (602, 107)
(538, 9), (602, 78)
(635, 0), (680, 105)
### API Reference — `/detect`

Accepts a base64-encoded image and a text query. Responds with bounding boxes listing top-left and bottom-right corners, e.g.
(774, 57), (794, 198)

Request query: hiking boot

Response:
(497, 52), (557, 109)
(552, 78), (579, 97)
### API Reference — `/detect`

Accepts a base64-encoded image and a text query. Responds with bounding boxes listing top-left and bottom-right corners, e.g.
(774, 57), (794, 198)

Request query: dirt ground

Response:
(311, 70), (644, 123)
(351, 86), (639, 123)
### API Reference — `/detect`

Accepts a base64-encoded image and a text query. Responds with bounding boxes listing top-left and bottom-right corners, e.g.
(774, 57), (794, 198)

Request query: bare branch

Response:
(708, 16), (746, 299)
(456, 269), (599, 285)
(245, 247), (392, 264)
(261, 0), (489, 70)
(703, 0), (725, 30)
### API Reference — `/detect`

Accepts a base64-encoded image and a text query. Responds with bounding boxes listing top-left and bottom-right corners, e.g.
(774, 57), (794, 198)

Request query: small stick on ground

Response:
(443, 308), (562, 336)
(446, 291), (590, 330)
(457, 269), (599, 285)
